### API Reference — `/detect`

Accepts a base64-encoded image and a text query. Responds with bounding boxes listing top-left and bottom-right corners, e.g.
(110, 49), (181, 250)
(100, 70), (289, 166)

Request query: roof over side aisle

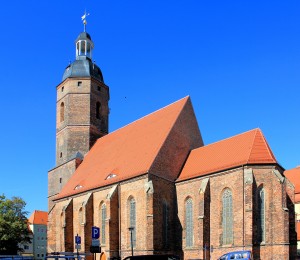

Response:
(285, 166), (300, 202)
(177, 128), (278, 182)
(56, 96), (203, 199)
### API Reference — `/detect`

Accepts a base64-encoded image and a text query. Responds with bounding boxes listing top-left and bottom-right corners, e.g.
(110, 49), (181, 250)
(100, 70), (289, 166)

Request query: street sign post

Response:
(91, 227), (101, 255)
(75, 234), (81, 258)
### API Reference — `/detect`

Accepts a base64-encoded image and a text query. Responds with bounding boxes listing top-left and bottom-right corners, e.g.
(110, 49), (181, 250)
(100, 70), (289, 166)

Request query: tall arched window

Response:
(129, 197), (136, 247)
(163, 202), (169, 248)
(222, 188), (233, 245)
(96, 102), (101, 119)
(258, 187), (265, 242)
(185, 198), (193, 247)
(78, 207), (83, 228)
(101, 204), (106, 244)
(60, 102), (65, 122)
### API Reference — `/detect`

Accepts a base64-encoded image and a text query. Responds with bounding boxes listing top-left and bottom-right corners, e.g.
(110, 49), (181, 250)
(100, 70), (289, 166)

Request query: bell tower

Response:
(48, 15), (109, 208)
(56, 28), (109, 166)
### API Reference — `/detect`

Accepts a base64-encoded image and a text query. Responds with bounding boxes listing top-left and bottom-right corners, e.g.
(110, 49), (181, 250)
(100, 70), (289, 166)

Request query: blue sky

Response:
(0, 1), (299, 215)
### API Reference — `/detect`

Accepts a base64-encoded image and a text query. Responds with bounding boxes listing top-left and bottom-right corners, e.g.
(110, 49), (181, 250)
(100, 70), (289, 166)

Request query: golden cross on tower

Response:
(81, 10), (90, 32)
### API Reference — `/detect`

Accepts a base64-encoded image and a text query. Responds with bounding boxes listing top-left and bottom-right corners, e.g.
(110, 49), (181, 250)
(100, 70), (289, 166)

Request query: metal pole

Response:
(76, 234), (79, 260)
(130, 229), (133, 256)
(128, 227), (134, 256)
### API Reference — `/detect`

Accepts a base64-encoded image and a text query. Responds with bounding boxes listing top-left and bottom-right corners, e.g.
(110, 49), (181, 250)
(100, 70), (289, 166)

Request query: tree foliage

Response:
(0, 194), (31, 255)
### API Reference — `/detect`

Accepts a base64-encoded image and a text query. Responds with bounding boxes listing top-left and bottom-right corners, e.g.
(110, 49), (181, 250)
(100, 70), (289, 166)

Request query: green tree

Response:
(0, 194), (31, 255)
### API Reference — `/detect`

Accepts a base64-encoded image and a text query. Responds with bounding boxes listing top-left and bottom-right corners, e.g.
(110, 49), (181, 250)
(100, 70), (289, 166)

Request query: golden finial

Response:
(81, 10), (90, 32)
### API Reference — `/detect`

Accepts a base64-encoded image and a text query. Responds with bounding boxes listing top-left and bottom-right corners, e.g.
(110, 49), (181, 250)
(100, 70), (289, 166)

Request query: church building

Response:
(47, 22), (297, 260)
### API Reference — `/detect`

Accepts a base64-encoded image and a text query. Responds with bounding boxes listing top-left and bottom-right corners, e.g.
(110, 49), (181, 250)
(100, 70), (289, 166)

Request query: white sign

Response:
(75, 244), (81, 250)
(92, 239), (100, 246)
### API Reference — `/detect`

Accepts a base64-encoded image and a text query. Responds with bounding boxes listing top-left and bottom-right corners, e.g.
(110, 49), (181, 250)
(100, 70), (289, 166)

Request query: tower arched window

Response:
(185, 198), (193, 247)
(222, 188), (233, 245)
(163, 202), (169, 248)
(96, 102), (101, 119)
(60, 102), (65, 122)
(129, 197), (136, 248)
(101, 204), (106, 244)
(258, 187), (265, 242)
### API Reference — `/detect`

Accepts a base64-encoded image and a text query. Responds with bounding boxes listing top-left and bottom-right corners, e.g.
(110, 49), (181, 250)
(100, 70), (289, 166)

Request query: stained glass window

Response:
(101, 204), (106, 244)
(185, 198), (193, 247)
(222, 189), (233, 244)
(258, 188), (265, 242)
(129, 198), (136, 247)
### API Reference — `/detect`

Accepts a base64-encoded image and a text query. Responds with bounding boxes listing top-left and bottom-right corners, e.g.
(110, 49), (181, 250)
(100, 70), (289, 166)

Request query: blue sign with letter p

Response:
(75, 235), (81, 244)
(92, 226), (100, 239)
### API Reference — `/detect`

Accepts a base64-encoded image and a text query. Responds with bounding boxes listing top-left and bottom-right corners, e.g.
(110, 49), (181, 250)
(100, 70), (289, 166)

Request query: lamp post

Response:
(128, 226), (134, 256)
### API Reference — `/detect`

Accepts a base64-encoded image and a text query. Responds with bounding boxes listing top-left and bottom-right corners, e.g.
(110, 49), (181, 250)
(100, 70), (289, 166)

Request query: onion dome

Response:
(62, 31), (104, 82)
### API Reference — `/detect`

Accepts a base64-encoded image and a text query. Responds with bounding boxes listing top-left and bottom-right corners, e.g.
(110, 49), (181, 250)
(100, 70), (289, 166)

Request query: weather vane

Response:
(81, 10), (90, 32)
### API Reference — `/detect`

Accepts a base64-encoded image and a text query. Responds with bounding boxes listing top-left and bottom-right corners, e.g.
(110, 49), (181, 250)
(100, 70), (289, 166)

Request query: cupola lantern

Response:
(75, 32), (94, 60)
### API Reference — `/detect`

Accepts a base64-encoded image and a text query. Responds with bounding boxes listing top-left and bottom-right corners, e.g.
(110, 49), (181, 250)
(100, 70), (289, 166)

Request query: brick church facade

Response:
(47, 26), (297, 260)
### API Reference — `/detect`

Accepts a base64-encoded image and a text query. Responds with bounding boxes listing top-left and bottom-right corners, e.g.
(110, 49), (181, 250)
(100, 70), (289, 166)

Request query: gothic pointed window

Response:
(222, 188), (233, 245)
(163, 202), (169, 248)
(60, 102), (65, 122)
(96, 102), (101, 119)
(258, 187), (265, 242)
(78, 207), (83, 227)
(101, 204), (106, 244)
(129, 197), (136, 248)
(185, 198), (193, 247)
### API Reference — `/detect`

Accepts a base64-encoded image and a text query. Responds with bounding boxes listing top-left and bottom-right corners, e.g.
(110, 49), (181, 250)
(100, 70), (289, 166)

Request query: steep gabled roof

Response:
(285, 166), (300, 200)
(56, 96), (203, 199)
(177, 128), (277, 181)
(28, 210), (48, 225)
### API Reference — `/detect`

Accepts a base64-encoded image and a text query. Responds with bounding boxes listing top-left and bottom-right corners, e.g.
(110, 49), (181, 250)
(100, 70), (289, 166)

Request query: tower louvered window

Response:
(258, 188), (265, 242)
(185, 198), (193, 247)
(222, 189), (233, 245)
(101, 204), (106, 244)
(163, 202), (169, 248)
(129, 198), (136, 247)
(60, 102), (65, 122)
(96, 102), (101, 119)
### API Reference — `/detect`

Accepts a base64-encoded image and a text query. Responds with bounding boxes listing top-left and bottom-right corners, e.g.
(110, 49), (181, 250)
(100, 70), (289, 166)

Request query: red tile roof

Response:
(28, 210), (48, 225)
(177, 128), (277, 181)
(56, 96), (202, 199)
(285, 166), (300, 196)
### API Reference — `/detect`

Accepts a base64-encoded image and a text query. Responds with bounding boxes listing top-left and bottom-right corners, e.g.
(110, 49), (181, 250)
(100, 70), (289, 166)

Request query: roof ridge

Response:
(260, 130), (277, 162)
(248, 128), (277, 163)
(246, 128), (260, 163)
(107, 96), (190, 136)
(195, 128), (259, 150)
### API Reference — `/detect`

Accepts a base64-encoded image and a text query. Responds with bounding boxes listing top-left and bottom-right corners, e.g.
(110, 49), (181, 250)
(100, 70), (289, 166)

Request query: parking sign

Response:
(75, 235), (81, 245)
(92, 226), (100, 239)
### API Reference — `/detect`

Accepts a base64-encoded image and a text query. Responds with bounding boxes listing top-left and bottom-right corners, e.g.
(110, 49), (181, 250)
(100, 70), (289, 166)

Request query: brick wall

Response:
(49, 165), (295, 260)
(55, 77), (109, 166)
(176, 166), (295, 260)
